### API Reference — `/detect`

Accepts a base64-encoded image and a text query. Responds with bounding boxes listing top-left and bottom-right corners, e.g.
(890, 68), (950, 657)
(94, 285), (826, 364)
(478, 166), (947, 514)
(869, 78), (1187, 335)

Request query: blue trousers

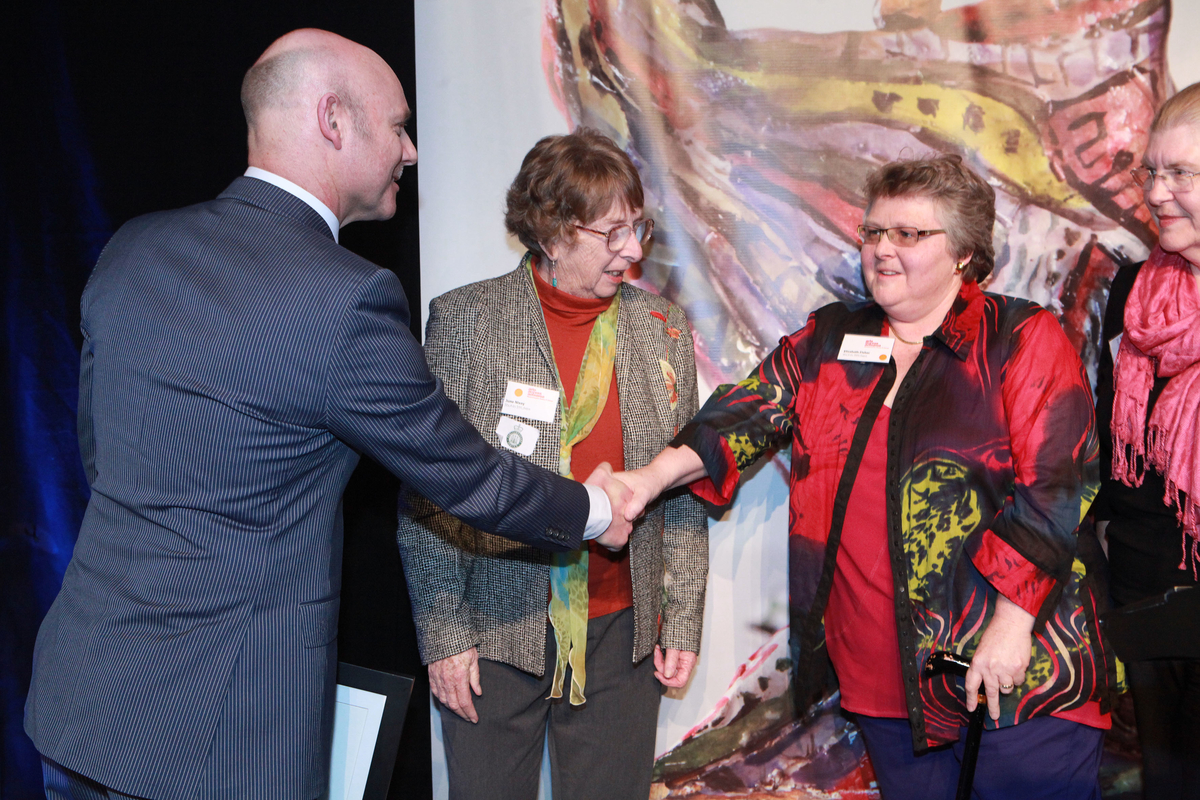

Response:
(854, 714), (1104, 800)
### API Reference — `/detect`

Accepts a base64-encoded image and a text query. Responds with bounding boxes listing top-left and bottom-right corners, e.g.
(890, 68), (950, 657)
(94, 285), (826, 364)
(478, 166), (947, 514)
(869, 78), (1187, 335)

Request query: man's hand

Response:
(429, 647), (482, 723)
(654, 646), (697, 688)
(585, 462), (633, 551)
(965, 595), (1034, 720)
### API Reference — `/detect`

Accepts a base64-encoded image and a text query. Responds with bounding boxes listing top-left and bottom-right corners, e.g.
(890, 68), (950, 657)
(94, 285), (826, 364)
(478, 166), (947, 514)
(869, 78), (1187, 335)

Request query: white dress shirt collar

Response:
(244, 167), (340, 243)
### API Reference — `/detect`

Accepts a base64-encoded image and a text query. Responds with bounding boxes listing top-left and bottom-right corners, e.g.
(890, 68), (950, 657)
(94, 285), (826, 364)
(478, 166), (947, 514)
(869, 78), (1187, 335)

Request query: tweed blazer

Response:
(24, 179), (590, 800)
(397, 263), (708, 675)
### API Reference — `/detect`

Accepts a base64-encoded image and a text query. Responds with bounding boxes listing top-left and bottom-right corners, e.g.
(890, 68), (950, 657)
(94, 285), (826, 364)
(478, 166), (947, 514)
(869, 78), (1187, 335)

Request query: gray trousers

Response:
(440, 607), (662, 800)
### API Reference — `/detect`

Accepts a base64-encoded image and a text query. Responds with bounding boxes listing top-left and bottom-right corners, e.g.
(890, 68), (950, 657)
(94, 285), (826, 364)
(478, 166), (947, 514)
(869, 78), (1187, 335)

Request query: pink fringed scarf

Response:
(1112, 246), (1200, 576)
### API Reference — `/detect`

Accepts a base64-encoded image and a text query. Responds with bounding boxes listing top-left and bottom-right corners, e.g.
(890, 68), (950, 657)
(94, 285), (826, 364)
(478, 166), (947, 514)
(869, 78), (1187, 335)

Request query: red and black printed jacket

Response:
(672, 280), (1117, 750)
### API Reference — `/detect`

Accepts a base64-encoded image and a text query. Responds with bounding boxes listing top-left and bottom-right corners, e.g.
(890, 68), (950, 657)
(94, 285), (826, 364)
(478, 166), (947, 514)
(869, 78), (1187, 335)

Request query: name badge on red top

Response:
(837, 334), (895, 363)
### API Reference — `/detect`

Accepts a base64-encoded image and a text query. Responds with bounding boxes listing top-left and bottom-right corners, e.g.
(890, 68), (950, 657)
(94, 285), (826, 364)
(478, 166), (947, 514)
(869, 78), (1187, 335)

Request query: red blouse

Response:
(825, 406), (908, 718)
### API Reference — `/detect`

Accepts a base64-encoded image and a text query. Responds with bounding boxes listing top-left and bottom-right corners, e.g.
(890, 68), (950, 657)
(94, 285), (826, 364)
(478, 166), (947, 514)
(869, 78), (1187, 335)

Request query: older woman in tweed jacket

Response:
(396, 129), (708, 800)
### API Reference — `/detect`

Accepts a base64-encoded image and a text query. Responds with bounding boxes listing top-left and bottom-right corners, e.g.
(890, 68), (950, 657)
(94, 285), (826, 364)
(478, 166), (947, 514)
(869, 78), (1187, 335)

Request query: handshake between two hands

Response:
(582, 462), (661, 552)
(582, 446), (709, 551)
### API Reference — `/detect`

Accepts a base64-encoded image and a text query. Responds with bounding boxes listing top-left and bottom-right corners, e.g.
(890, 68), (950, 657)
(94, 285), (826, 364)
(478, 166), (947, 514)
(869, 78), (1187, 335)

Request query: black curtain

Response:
(2, 2), (429, 797)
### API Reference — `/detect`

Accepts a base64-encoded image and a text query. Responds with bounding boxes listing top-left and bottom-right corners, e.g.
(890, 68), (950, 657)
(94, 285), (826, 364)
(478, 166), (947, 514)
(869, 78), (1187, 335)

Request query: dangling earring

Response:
(538, 245), (560, 287)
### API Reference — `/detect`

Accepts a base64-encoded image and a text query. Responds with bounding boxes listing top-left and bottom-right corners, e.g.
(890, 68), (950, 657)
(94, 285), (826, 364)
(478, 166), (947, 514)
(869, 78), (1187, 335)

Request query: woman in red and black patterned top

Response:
(619, 155), (1117, 800)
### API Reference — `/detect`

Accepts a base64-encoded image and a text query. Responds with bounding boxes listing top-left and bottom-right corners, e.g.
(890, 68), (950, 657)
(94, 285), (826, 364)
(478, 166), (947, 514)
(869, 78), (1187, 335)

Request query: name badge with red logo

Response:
(837, 334), (895, 363)
(501, 381), (559, 422)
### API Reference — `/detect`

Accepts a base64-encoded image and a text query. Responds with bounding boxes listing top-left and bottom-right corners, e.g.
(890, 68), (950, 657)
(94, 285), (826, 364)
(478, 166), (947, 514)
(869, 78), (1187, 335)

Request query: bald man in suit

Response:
(25, 29), (633, 800)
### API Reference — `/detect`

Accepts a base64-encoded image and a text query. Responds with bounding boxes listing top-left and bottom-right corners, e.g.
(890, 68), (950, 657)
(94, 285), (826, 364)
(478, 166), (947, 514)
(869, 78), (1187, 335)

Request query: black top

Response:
(1094, 260), (1200, 606)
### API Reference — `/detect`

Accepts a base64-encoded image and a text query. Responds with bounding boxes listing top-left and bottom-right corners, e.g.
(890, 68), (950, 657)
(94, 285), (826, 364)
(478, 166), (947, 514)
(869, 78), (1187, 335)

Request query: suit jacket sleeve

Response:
(325, 268), (588, 550)
(658, 306), (709, 654)
(395, 289), (480, 664)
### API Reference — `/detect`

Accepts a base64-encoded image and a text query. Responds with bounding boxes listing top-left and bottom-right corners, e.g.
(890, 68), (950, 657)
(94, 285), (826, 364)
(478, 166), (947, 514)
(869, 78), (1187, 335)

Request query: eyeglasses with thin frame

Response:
(1130, 166), (1200, 194)
(857, 225), (947, 247)
(575, 219), (655, 252)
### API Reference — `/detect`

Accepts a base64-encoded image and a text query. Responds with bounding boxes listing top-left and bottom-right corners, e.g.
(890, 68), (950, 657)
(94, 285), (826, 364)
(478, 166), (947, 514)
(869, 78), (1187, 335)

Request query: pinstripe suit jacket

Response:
(397, 264), (708, 676)
(24, 178), (590, 800)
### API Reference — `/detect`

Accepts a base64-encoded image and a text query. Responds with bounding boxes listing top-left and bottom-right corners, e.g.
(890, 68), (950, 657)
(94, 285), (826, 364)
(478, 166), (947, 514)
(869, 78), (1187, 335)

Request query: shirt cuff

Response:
(582, 483), (612, 540)
(970, 530), (1057, 618)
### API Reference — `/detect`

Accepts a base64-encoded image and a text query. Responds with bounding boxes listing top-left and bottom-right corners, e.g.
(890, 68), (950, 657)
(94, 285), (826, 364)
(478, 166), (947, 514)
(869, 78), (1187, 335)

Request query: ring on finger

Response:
(999, 683), (1014, 690)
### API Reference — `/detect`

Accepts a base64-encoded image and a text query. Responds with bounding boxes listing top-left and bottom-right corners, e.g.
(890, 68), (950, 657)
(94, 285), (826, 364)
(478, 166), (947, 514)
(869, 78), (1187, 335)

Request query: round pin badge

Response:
(506, 430), (523, 448)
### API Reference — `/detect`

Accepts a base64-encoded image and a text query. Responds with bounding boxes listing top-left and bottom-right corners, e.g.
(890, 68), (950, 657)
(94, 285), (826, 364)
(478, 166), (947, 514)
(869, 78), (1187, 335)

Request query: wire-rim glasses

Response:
(857, 225), (947, 247)
(575, 219), (655, 252)
(1130, 167), (1200, 194)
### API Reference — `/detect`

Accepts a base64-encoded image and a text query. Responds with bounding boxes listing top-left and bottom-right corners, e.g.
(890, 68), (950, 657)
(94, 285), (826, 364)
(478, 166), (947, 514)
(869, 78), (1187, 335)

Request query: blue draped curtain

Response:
(2, 2), (109, 794)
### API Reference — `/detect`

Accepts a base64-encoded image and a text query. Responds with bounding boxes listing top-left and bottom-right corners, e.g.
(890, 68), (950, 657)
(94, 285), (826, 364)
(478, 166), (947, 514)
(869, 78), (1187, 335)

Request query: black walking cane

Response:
(923, 651), (986, 800)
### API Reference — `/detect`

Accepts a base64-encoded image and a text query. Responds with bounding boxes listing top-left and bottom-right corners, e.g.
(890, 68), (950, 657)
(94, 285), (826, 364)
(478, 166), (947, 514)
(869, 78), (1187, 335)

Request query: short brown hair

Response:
(862, 154), (996, 282)
(505, 129), (644, 255)
(1151, 81), (1200, 135)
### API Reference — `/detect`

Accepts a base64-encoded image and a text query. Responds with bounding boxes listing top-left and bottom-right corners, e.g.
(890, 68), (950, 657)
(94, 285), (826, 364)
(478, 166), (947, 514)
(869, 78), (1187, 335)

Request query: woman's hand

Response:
(429, 647), (482, 723)
(612, 466), (668, 522)
(615, 445), (708, 520)
(654, 646), (698, 688)
(965, 595), (1035, 720)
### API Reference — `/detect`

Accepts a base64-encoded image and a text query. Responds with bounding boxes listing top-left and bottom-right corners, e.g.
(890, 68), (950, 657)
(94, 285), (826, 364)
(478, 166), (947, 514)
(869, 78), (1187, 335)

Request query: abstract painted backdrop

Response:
(414, 0), (1190, 796)
(544, 0), (1161, 397)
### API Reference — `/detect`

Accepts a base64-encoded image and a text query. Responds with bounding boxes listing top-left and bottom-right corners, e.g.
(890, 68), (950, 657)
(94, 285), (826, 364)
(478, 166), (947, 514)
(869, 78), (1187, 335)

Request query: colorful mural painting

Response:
(540, 0), (1168, 796)
(543, 0), (1166, 389)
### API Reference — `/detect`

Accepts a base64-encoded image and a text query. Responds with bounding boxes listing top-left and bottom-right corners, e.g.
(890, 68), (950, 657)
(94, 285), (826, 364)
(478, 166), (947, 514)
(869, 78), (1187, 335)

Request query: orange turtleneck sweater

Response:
(531, 265), (634, 618)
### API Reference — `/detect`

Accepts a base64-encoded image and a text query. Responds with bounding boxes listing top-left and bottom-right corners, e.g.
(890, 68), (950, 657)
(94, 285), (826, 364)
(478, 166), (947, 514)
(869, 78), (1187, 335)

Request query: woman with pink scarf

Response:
(1094, 81), (1200, 800)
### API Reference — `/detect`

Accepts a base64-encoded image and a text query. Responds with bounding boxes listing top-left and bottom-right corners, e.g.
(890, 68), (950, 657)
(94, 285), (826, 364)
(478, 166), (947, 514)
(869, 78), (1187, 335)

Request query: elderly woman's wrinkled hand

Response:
(654, 646), (698, 689)
(429, 647), (482, 723)
(964, 595), (1035, 720)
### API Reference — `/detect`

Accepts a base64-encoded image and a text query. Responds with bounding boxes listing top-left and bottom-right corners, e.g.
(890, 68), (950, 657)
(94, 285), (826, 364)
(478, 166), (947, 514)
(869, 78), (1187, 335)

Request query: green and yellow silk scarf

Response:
(526, 255), (620, 705)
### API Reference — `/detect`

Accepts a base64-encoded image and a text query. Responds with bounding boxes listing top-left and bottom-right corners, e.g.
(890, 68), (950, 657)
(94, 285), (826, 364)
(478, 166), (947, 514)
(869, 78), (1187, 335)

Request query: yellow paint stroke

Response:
(775, 79), (1081, 209)
(561, 0), (1087, 212)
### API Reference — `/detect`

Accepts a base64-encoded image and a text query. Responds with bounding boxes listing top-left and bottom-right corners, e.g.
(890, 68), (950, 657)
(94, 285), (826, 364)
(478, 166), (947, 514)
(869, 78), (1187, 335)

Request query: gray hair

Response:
(1152, 81), (1200, 135)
